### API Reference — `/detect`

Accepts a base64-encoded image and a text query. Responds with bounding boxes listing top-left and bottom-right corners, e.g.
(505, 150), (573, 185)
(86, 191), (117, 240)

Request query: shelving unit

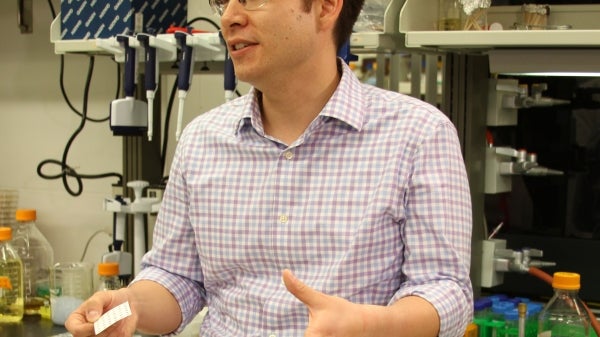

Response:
(347, 1), (600, 92)
(405, 29), (600, 49)
(400, 4), (600, 50)
(386, 2), (600, 299)
(50, 15), (225, 64)
(398, 2), (600, 75)
(350, 0), (406, 52)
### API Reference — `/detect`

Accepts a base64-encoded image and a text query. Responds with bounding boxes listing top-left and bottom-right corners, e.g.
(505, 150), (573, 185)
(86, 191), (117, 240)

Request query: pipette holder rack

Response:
(481, 238), (556, 288)
(484, 146), (563, 194)
(50, 15), (225, 64)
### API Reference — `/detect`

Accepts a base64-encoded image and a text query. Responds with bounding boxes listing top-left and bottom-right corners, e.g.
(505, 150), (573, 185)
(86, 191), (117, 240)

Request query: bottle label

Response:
(0, 276), (12, 290)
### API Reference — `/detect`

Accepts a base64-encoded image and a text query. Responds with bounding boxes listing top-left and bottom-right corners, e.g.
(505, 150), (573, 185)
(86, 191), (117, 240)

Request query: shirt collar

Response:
(234, 58), (366, 136)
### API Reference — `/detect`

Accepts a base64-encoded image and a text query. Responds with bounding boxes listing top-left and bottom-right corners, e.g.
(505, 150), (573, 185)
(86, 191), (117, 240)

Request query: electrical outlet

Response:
(481, 239), (507, 288)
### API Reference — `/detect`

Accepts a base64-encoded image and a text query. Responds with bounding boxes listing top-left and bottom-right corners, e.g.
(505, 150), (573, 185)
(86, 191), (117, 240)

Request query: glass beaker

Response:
(438, 0), (463, 30)
(50, 262), (93, 325)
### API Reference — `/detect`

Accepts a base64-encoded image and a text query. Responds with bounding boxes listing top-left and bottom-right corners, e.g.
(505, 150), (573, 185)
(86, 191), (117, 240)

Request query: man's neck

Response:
(259, 59), (342, 145)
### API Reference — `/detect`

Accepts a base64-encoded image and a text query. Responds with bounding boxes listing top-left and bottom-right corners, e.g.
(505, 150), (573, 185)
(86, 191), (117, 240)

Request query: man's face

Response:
(219, 0), (318, 87)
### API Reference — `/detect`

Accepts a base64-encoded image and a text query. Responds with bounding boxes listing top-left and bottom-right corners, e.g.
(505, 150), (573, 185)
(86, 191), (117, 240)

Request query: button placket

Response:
(283, 150), (294, 160)
(278, 214), (289, 224)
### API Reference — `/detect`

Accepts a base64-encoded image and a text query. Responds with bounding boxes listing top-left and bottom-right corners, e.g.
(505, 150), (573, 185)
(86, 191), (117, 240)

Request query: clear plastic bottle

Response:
(0, 227), (24, 323)
(97, 262), (121, 291)
(12, 209), (54, 318)
(538, 272), (591, 337)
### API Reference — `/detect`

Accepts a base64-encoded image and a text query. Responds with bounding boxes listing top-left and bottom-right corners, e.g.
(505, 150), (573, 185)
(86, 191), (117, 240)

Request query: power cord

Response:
(158, 16), (242, 179)
(79, 228), (113, 262)
(37, 55), (123, 196)
(46, 0), (56, 19)
(41, 1), (123, 196)
(59, 55), (121, 122)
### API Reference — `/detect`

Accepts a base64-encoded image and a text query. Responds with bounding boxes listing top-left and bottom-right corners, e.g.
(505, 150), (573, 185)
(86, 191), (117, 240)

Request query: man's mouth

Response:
(233, 43), (250, 51)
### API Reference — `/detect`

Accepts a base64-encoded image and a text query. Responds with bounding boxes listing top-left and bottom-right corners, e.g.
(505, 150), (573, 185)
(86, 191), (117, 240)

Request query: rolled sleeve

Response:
(391, 118), (473, 337)
(132, 267), (205, 336)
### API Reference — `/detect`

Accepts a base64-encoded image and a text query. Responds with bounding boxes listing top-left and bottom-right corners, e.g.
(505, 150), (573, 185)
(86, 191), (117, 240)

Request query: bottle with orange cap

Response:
(537, 272), (591, 337)
(0, 227), (24, 322)
(97, 262), (122, 291)
(12, 209), (54, 318)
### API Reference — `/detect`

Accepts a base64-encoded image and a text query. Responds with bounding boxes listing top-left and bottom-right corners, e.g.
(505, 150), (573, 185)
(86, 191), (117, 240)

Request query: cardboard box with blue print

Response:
(60, 0), (188, 40)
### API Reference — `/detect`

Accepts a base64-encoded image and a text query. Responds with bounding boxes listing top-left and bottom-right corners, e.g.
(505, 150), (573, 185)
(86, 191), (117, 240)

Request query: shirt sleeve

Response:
(132, 131), (207, 336)
(389, 117), (474, 337)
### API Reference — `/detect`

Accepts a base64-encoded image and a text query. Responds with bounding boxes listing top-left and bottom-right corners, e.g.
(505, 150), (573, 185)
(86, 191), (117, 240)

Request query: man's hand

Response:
(282, 269), (373, 337)
(65, 288), (138, 337)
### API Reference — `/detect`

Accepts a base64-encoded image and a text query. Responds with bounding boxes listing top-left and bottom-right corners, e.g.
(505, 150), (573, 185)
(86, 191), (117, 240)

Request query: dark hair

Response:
(334, 0), (364, 50)
(302, 0), (364, 51)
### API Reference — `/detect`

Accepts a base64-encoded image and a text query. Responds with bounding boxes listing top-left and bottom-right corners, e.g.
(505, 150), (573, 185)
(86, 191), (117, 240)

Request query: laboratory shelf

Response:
(405, 30), (600, 49)
(396, 2), (600, 74)
(399, 3), (600, 51)
(349, 0), (407, 54)
(350, 32), (405, 53)
(50, 15), (225, 63)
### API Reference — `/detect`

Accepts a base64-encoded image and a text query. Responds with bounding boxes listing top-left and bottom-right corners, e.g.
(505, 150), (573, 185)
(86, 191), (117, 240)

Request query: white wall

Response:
(0, 0), (248, 282)
(0, 0), (120, 268)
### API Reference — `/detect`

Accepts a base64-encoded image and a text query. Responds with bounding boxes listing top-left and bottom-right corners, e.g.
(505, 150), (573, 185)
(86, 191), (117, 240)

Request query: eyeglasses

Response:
(209, 0), (269, 16)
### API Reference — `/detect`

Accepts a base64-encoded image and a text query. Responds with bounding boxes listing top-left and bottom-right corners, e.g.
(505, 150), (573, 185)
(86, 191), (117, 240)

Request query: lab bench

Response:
(0, 309), (206, 337)
(0, 316), (68, 337)
(0, 318), (159, 337)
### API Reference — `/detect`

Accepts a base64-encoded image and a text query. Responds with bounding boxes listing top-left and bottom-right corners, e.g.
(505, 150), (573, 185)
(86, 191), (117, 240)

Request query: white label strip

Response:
(93, 301), (132, 335)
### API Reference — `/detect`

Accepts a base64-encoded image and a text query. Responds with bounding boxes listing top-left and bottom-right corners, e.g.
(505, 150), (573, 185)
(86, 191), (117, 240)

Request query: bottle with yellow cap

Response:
(537, 272), (591, 337)
(97, 262), (121, 291)
(0, 227), (24, 322)
(12, 209), (54, 318)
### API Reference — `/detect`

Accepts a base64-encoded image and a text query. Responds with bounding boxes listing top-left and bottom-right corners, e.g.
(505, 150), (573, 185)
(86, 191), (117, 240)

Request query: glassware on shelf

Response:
(462, 0), (491, 30)
(521, 4), (550, 30)
(438, 0), (463, 31)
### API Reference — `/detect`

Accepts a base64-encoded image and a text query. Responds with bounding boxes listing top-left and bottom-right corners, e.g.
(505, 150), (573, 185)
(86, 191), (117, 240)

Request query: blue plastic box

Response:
(60, 0), (188, 40)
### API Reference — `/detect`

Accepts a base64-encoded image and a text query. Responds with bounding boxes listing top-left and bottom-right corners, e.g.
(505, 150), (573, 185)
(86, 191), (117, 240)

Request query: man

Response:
(66, 0), (473, 334)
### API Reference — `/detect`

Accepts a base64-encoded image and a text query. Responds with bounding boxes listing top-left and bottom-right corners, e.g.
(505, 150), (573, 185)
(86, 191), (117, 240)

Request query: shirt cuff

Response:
(132, 266), (206, 336)
(389, 280), (473, 337)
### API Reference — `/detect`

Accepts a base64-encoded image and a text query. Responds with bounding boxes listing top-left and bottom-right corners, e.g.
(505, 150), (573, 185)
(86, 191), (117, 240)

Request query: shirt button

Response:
(283, 150), (294, 160)
(278, 214), (289, 224)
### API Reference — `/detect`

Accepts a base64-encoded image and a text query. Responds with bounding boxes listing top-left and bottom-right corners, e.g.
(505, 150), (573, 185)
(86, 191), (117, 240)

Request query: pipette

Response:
(128, 180), (149, 276)
(174, 29), (195, 141)
(110, 35), (147, 136)
(103, 196), (133, 282)
(137, 33), (159, 141)
(224, 51), (236, 102)
(116, 35), (137, 99)
(220, 32), (236, 102)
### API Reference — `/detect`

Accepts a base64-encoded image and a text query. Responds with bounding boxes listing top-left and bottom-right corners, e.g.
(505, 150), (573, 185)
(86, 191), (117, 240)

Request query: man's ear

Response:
(316, 0), (342, 30)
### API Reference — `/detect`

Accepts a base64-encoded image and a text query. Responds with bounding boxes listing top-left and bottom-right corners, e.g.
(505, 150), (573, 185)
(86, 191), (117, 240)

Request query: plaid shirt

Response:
(135, 60), (473, 337)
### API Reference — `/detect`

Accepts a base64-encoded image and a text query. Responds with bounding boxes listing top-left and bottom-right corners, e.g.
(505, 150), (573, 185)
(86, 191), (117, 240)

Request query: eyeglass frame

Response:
(209, 0), (270, 16)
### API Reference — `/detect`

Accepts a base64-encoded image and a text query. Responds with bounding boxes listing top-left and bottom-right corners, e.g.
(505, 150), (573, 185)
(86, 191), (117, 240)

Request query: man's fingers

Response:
(282, 269), (326, 309)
